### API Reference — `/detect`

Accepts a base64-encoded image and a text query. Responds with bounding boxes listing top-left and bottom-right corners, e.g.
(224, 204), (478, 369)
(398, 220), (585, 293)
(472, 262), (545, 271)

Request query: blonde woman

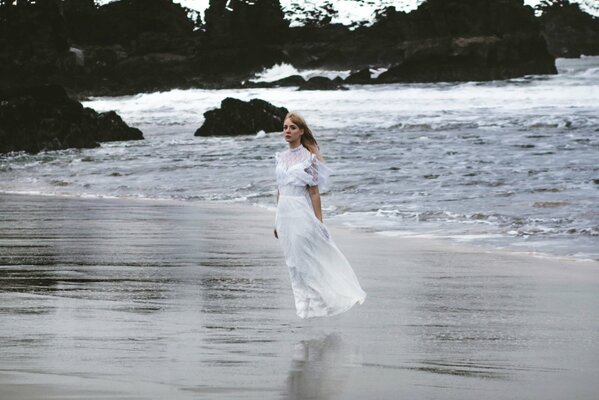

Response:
(274, 112), (366, 319)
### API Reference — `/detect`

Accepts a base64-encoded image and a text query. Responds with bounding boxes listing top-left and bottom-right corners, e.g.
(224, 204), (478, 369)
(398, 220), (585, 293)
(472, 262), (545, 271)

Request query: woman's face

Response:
(283, 118), (303, 145)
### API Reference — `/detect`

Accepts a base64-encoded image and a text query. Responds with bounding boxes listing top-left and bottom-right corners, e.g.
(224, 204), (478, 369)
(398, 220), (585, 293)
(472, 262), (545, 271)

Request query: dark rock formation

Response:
(0, 0), (73, 88)
(63, 0), (196, 52)
(194, 98), (288, 136)
(205, 0), (288, 47)
(376, 34), (555, 83)
(270, 75), (306, 86)
(0, 85), (143, 154)
(0, 0), (565, 95)
(242, 74), (306, 88)
(538, 0), (599, 57)
(298, 77), (348, 90)
(286, 0), (557, 83)
(60, 0), (199, 95)
(202, 0), (289, 73)
(345, 69), (372, 84)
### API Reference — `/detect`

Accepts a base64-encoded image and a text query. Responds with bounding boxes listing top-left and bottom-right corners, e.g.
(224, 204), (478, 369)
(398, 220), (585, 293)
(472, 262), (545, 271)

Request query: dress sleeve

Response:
(303, 154), (332, 188)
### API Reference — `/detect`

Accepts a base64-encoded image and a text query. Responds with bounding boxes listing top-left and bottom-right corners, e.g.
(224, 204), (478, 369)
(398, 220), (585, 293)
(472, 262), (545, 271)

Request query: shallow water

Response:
(1, 57), (598, 259)
(1, 194), (598, 399)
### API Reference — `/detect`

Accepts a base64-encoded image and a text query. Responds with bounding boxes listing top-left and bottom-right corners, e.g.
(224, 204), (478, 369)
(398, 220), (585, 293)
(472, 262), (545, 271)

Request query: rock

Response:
(194, 98), (288, 136)
(64, 0), (195, 52)
(0, 85), (143, 154)
(204, 0), (288, 47)
(298, 76), (348, 91)
(0, 0), (200, 95)
(271, 75), (306, 86)
(201, 0), (289, 73)
(94, 111), (145, 142)
(285, 0), (557, 83)
(0, 0), (563, 95)
(0, 0), (71, 86)
(345, 68), (372, 84)
(242, 74), (305, 89)
(376, 33), (556, 83)
(538, 0), (599, 57)
(373, 0), (557, 83)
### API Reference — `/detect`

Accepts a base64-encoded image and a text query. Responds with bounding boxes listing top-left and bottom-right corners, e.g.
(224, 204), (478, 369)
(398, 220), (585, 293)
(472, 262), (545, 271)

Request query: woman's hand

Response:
(274, 228), (278, 239)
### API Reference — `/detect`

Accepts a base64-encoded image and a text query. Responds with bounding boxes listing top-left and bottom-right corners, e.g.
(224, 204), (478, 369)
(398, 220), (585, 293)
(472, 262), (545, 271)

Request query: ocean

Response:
(1, 57), (598, 260)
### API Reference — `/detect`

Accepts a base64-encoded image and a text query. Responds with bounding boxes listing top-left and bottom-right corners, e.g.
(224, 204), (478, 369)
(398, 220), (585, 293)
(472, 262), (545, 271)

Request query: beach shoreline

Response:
(3, 190), (597, 264)
(1, 192), (598, 399)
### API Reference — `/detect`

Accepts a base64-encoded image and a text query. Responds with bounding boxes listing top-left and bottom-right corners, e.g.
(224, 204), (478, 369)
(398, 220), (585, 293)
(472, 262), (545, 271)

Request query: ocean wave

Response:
(250, 63), (351, 82)
(4, 56), (598, 261)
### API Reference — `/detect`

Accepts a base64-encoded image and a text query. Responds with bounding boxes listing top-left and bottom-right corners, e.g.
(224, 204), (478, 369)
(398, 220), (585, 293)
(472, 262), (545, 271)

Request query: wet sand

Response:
(1, 193), (598, 399)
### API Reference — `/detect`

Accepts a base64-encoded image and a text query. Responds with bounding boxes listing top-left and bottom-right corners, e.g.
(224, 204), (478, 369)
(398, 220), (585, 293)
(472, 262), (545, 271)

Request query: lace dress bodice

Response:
(275, 146), (332, 196)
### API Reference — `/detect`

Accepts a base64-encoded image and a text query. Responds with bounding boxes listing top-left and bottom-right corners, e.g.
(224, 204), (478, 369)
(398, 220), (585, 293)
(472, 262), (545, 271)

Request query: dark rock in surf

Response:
(345, 68), (372, 84)
(0, 85), (143, 154)
(271, 75), (307, 86)
(241, 74), (306, 89)
(194, 98), (288, 136)
(298, 76), (347, 91)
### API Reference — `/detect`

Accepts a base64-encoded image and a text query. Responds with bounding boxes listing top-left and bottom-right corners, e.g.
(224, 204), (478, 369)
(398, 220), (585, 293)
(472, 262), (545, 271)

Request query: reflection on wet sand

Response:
(286, 334), (360, 400)
(1, 194), (598, 400)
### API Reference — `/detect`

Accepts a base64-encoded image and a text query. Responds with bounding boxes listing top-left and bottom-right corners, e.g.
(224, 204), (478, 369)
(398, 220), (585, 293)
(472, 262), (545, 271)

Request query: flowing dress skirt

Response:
(276, 193), (367, 319)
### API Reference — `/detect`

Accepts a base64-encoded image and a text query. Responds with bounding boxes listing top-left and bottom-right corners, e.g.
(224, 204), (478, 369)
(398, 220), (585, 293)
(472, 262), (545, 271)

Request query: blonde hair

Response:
(285, 112), (323, 160)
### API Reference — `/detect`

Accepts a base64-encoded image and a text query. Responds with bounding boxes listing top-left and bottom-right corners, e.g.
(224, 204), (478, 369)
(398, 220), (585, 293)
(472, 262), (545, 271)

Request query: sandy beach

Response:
(1, 193), (598, 399)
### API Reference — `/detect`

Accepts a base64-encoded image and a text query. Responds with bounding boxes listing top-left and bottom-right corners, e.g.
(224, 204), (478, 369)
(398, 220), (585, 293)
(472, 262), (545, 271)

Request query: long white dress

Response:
(275, 145), (366, 319)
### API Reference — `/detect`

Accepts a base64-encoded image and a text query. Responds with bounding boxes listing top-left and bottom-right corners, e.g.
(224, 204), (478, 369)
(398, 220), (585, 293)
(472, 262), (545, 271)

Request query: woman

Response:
(274, 112), (366, 319)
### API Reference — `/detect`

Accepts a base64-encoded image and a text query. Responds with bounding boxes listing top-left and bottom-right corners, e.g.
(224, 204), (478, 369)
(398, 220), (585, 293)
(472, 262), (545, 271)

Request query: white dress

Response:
(275, 145), (366, 319)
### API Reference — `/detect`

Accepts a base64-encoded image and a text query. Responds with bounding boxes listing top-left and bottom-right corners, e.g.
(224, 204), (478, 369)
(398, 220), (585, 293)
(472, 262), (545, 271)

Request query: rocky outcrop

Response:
(63, 0), (196, 52)
(202, 0), (289, 73)
(0, 85), (143, 154)
(376, 34), (555, 83)
(298, 77), (347, 90)
(538, 0), (599, 57)
(0, 0), (568, 94)
(242, 75), (306, 89)
(345, 69), (372, 84)
(0, 0), (73, 88)
(285, 0), (557, 82)
(194, 98), (288, 136)
(61, 0), (199, 95)
(270, 75), (307, 87)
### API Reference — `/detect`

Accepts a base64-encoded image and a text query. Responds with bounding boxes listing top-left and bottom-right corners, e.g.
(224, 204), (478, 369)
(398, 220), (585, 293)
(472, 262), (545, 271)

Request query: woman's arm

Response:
(308, 185), (323, 222)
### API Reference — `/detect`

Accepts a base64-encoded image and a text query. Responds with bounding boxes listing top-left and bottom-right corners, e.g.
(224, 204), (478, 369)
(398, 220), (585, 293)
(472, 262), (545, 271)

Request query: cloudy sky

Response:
(96, 0), (599, 25)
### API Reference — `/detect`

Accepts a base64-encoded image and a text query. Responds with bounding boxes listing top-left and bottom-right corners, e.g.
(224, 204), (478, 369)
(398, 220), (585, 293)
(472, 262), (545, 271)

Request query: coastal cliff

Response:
(0, 0), (575, 95)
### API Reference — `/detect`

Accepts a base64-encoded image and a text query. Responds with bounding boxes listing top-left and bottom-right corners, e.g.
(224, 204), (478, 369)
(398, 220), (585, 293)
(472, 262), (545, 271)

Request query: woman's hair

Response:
(285, 112), (323, 160)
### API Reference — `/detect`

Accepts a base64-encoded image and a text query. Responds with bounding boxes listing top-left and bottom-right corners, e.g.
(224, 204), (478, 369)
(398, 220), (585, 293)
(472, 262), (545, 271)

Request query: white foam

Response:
(250, 63), (351, 82)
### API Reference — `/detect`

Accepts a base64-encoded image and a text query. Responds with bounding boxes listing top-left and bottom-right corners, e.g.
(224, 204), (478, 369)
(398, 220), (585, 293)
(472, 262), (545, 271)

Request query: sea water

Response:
(1, 57), (598, 260)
